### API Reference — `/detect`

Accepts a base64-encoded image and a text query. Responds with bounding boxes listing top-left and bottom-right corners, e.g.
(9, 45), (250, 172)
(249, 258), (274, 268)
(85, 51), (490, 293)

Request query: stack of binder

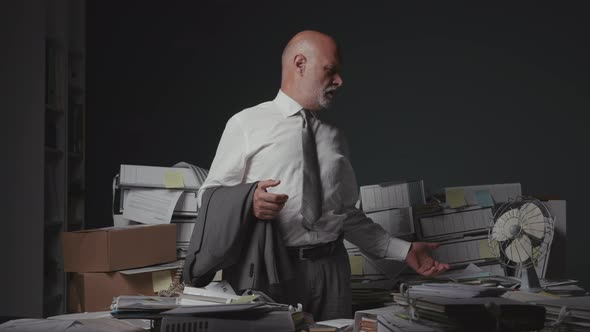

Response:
(410, 183), (524, 275)
(411, 296), (543, 331)
(348, 180), (424, 272)
(114, 164), (208, 259)
(528, 296), (590, 331)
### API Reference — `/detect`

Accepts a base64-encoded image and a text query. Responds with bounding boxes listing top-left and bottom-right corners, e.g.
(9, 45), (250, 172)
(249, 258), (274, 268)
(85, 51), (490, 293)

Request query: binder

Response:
(119, 164), (203, 190)
(398, 296), (546, 331)
(367, 207), (414, 237)
(121, 189), (198, 216)
(416, 207), (492, 240)
(360, 180), (425, 212)
(431, 235), (496, 266)
(444, 183), (521, 206)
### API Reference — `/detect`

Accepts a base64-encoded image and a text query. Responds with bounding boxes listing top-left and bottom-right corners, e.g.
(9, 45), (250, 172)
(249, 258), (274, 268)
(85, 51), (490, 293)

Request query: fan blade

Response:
(520, 203), (546, 240)
(492, 217), (509, 241)
(505, 236), (532, 263)
(494, 208), (519, 241)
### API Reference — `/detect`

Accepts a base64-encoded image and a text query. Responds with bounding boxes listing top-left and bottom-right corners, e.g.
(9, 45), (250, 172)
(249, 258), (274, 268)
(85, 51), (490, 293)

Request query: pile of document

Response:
(529, 297), (590, 331)
(413, 183), (524, 272)
(307, 319), (354, 332)
(178, 280), (258, 306)
(502, 293), (590, 331)
(354, 305), (451, 332)
(346, 180), (424, 309)
(110, 295), (180, 319)
(390, 282), (546, 331)
(351, 278), (397, 310)
(114, 163), (208, 259)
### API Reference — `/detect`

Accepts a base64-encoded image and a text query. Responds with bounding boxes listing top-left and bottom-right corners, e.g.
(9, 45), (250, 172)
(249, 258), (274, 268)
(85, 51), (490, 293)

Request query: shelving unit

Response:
(44, 0), (85, 316)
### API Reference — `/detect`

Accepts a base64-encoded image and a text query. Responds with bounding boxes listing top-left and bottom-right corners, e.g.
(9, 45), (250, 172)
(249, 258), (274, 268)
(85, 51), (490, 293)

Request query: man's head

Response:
(281, 30), (343, 111)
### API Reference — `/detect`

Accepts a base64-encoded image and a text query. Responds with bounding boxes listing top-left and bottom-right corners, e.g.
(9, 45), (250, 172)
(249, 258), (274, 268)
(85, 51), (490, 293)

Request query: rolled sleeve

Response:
(342, 208), (410, 261)
(385, 237), (412, 261)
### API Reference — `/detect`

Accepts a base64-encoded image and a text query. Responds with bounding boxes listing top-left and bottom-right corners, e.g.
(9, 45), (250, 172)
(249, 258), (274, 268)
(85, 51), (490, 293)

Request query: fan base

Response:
(519, 266), (542, 292)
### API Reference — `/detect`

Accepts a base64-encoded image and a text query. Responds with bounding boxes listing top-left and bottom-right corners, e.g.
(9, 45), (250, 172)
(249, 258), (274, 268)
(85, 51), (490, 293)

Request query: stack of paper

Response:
(114, 163), (208, 259)
(354, 305), (449, 332)
(308, 319), (354, 332)
(512, 297), (590, 331)
(392, 295), (546, 331)
(406, 283), (508, 299)
(180, 281), (257, 306)
(0, 317), (145, 331)
(110, 296), (180, 319)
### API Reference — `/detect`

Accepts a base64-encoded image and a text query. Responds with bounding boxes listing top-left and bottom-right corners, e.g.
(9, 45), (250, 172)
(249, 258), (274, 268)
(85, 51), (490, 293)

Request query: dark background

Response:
(86, 2), (590, 287)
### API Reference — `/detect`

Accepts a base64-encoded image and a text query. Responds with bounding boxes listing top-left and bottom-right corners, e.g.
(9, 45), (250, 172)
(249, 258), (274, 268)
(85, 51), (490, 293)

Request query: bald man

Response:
(198, 30), (448, 320)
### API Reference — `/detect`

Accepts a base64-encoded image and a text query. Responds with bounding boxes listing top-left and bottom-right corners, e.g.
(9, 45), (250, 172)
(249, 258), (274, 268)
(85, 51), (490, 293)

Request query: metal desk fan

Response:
(488, 196), (554, 292)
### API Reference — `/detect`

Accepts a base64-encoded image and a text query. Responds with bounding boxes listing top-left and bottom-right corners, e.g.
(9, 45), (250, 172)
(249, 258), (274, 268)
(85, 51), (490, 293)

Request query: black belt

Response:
(287, 240), (341, 261)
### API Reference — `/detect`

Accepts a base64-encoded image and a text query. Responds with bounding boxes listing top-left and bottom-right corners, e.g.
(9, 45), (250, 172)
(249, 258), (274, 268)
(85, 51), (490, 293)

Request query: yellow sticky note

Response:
(164, 171), (184, 188)
(349, 255), (364, 275)
(446, 188), (467, 208)
(478, 239), (496, 259)
(152, 270), (172, 292)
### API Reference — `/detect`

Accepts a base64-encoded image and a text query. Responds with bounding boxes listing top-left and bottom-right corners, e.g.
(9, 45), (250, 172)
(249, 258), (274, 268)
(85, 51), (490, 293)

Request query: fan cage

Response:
(487, 196), (554, 269)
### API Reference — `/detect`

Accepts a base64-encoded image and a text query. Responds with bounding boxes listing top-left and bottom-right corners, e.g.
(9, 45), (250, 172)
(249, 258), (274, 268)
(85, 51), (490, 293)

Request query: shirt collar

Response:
(274, 90), (318, 119)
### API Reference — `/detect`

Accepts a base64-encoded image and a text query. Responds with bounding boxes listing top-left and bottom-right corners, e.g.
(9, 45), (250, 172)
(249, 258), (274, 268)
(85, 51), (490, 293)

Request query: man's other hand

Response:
(253, 179), (289, 220)
(405, 242), (450, 277)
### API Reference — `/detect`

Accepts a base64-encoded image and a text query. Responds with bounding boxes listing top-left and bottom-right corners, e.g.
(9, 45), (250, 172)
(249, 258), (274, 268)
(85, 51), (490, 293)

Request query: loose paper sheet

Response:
(122, 189), (183, 224)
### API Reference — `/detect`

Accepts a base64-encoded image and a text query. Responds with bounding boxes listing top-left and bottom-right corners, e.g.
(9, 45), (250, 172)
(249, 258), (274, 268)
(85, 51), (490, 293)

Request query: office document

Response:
(122, 189), (183, 224)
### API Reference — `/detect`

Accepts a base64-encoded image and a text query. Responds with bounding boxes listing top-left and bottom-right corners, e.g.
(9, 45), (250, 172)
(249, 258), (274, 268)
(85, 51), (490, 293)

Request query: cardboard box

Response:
(69, 266), (178, 312)
(63, 224), (176, 272)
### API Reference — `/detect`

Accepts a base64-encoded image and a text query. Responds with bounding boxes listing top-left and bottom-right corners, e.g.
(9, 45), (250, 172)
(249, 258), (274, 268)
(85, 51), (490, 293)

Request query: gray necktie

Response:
(300, 109), (322, 230)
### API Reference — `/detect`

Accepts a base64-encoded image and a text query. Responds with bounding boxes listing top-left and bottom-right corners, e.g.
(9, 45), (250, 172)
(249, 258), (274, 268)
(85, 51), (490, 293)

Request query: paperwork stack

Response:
(354, 305), (450, 332)
(114, 163), (208, 259)
(110, 296), (180, 319)
(394, 296), (545, 331)
(350, 278), (397, 312)
(411, 183), (523, 275)
(528, 297), (590, 331)
(345, 180), (424, 309)
(391, 283), (545, 331)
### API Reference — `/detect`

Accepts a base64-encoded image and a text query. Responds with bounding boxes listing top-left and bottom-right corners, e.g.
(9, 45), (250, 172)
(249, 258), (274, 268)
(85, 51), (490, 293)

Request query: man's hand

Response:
(253, 179), (289, 220)
(405, 242), (450, 277)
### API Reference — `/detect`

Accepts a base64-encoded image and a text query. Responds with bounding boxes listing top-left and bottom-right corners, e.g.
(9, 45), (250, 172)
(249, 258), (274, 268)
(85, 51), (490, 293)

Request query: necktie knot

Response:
(301, 109), (314, 128)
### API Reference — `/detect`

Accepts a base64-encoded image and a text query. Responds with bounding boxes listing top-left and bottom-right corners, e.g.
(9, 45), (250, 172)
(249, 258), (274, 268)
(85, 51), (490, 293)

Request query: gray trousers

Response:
(280, 242), (352, 321)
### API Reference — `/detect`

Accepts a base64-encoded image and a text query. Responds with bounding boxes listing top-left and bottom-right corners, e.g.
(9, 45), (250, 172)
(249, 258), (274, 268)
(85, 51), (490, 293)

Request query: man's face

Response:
(304, 44), (343, 110)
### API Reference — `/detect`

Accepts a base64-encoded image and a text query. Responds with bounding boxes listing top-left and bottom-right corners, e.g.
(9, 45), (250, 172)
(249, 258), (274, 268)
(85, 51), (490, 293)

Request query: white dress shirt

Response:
(198, 90), (411, 261)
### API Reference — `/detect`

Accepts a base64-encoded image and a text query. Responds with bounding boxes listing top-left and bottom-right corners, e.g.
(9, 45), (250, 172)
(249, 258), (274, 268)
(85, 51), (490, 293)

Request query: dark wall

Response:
(0, 0), (46, 317)
(87, 2), (590, 286)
